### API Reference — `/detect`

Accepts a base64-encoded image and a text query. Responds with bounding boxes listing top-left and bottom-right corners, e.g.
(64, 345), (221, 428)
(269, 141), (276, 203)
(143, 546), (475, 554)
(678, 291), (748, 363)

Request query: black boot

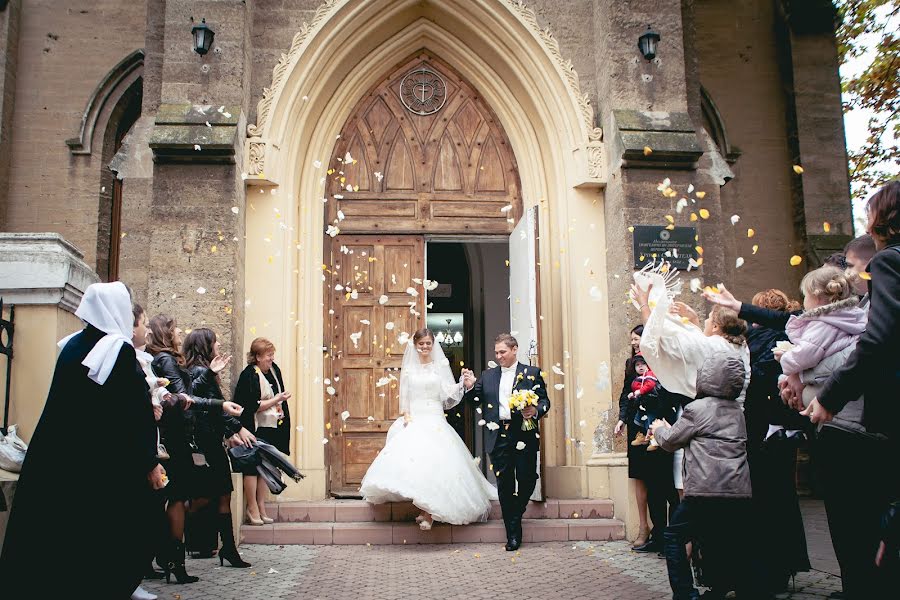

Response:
(632, 531), (662, 553)
(165, 540), (200, 584)
(505, 514), (522, 551)
(217, 513), (251, 568)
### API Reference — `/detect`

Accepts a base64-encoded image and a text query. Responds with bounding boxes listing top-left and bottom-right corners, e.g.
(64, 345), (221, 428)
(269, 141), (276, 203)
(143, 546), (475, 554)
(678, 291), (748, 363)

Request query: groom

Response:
(462, 333), (550, 551)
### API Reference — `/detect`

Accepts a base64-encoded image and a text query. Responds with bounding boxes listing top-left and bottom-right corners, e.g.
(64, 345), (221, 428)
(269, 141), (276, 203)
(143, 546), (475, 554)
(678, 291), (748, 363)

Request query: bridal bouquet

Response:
(509, 389), (540, 431)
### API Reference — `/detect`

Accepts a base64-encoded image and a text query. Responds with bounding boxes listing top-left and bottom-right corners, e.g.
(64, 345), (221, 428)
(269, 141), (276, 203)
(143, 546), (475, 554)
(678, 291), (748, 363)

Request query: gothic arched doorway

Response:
(322, 52), (522, 494)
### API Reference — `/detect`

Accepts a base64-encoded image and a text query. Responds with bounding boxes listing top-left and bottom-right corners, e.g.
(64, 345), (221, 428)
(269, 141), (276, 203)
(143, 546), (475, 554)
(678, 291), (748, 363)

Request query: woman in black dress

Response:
(182, 328), (253, 568)
(615, 325), (652, 547)
(147, 315), (243, 584)
(233, 337), (291, 525)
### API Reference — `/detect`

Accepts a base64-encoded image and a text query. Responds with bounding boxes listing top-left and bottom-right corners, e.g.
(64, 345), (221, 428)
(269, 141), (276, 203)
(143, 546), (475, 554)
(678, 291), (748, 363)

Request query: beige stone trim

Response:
(242, 0), (614, 500)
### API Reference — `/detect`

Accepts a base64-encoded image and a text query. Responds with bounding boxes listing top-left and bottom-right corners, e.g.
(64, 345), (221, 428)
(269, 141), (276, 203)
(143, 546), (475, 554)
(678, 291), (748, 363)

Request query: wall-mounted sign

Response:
(632, 225), (697, 270)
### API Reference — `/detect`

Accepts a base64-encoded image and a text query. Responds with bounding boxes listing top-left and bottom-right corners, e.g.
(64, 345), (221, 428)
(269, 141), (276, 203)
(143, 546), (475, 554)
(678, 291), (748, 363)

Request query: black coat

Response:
(187, 365), (242, 452)
(233, 362), (291, 454)
(462, 363), (550, 454)
(0, 326), (158, 597)
(618, 356), (638, 424)
(820, 243), (900, 440)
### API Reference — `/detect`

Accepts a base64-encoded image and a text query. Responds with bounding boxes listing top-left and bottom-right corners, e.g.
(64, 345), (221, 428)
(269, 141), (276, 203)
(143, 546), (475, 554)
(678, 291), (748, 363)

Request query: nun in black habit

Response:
(0, 281), (164, 598)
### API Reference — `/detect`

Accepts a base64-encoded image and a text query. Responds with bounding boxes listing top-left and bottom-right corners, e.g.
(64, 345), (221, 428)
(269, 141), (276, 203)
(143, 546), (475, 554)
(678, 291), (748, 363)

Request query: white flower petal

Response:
(340, 410), (350, 421)
(515, 441), (526, 450)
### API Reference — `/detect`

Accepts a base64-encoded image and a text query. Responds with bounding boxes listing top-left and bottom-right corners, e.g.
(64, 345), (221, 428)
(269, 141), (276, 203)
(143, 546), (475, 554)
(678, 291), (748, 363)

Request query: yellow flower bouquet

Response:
(509, 389), (540, 431)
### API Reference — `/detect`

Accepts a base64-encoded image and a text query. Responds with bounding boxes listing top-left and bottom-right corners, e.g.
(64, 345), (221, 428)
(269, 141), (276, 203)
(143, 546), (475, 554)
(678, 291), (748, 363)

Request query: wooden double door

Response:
(324, 235), (425, 495)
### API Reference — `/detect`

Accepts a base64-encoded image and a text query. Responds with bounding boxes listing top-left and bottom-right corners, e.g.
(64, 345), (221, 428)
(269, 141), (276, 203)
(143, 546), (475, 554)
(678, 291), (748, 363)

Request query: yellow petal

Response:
(859, 272), (871, 280)
(823, 222), (831, 233)
(752, 244), (759, 255)
(210, 245), (217, 253)
(628, 226), (635, 233)
(699, 209), (710, 219)
(643, 146), (653, 156)
(695, 246), (704, 255)
(665, 215), (675, 223)
(747, 228), (755, 238)
(695, 191), (706, 199)
(793, 165), (804, 174)
(696, 257), (704, 266)
(790, 255), (803, 266)
(690, 213), (698, 222)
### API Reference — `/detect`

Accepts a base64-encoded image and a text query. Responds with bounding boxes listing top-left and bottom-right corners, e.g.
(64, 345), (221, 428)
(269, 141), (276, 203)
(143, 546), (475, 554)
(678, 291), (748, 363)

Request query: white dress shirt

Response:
(498, 365), (516, 420)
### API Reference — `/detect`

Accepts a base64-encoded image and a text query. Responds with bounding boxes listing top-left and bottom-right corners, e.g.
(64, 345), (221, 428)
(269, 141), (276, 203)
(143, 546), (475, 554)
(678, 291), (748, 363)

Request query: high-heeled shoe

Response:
(419, 518), (433, 531)
(260, 515), (274, 524)
(217, 513), (251, 567)
(164, 540), (199, 584)
(632, 524), (650, 548)
(245, 512), (264, 526)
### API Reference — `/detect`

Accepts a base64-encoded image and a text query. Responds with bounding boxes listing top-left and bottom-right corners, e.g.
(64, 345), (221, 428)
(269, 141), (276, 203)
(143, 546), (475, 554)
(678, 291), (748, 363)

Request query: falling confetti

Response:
(589, 286), (602, 302)
(340, 410), (350, 421)
(747, 228), (755, 238)
(859, 272), (871, 280)
(752, 244), (759, 255)
(736, 257), (745, 268)
(699, 209), (710, 219)
(193, 144), (201, 151)
(695, 191), (706, 199)
(730, 215), (740, 226)
(790, 255), (803, 266)
(823, 222), (831, 233)
(515, 441), (526, 450)
(793, 165), (804, 174)
(689, 278), (702, 293)
(643, 146), (653, 156)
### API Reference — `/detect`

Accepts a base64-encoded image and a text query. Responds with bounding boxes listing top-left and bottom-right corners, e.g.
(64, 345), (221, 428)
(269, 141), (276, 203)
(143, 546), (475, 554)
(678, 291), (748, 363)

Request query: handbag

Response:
(227, 444), (262, 474)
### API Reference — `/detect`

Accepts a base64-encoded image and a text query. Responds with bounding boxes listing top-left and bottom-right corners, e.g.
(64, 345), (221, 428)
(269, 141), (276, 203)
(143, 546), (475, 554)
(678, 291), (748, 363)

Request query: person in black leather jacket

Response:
(183, 328), (253, 568)
(147, 315), (243, 584)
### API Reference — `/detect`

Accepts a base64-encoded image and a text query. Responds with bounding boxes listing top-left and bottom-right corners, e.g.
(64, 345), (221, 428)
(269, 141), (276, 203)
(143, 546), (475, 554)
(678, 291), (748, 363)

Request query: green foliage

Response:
(835, 0), (899, 198)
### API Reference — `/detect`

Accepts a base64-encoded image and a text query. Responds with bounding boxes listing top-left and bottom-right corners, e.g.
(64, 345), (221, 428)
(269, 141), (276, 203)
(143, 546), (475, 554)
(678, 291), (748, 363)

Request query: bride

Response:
(359, 328), (497, 530)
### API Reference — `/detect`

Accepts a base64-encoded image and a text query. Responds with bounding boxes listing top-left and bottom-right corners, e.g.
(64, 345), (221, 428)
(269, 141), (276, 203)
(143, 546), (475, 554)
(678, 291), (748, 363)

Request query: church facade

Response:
(0, 0), (852, 525)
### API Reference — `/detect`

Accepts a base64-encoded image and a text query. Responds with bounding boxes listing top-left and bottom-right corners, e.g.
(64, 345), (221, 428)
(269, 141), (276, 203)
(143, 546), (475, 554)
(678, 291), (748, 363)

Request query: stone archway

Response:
(242, 0), (611, 501)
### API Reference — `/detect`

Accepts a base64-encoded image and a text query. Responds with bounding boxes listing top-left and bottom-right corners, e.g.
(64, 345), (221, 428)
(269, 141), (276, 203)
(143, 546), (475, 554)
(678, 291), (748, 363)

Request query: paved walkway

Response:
(140, 499), (842, 600)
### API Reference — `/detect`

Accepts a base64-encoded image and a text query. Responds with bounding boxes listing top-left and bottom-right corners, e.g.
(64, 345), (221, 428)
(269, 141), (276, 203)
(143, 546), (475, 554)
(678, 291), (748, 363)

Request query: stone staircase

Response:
(241, 498), (624, 545)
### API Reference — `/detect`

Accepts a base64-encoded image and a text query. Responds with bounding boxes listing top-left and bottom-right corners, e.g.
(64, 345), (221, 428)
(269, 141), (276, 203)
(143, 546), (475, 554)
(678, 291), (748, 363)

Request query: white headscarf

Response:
(58, 281), (135, 385)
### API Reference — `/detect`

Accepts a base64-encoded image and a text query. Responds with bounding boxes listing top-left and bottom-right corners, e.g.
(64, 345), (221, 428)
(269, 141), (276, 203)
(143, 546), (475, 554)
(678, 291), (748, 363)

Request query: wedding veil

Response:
(399, 340), (461, 415)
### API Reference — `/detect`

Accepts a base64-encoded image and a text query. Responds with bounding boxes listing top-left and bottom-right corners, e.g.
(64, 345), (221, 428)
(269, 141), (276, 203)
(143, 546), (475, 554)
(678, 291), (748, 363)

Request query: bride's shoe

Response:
(419, 519), (433, 531)
(415, 515), (425, 524)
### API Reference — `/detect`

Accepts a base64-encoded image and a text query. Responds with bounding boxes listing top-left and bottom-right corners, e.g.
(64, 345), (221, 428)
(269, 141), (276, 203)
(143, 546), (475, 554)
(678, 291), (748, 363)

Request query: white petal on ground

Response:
(736, 257), (745, 268)
(231, 206), (239, 214)
(197, 287), (207, 294)
(730, 215), (740, 225)
(676, 198), (688, 213)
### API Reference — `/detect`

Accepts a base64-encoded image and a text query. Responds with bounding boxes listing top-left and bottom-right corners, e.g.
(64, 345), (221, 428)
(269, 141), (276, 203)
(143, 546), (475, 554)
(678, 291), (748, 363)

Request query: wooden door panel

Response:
(326, 235), (424, 495)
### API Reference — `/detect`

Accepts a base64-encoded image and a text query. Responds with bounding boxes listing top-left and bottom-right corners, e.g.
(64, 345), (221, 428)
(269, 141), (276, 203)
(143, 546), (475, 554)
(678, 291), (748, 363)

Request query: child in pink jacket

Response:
(772, 266), (867, 441)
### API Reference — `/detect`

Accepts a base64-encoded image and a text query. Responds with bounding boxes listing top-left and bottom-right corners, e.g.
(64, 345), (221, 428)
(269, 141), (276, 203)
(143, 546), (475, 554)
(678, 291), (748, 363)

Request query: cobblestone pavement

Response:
(140, 499), (841, 600)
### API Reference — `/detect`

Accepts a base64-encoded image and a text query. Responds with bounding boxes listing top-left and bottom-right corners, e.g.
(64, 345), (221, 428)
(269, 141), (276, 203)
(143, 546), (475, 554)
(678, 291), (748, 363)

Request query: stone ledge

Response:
(612, 109), (702, 170)
(0, 233), (99, 313)
(149, 103), (242, 164)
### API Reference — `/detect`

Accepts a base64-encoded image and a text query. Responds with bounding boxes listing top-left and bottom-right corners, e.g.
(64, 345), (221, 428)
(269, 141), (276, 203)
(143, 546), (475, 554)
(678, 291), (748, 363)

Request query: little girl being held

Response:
(772, 266), (866, 441)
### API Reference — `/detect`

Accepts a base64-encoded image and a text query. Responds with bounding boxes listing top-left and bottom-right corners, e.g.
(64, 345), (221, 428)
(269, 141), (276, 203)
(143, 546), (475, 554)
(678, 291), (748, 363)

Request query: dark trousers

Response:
(664, 496), (761, 600)
(490, 423), (539, 534)
(817, 427), (894, 599)
(645, 450), (680, 540)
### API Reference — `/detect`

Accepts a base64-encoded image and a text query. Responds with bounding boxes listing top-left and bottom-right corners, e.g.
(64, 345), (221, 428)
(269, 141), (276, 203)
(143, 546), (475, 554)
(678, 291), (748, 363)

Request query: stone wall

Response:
(1, 0), (147, 271)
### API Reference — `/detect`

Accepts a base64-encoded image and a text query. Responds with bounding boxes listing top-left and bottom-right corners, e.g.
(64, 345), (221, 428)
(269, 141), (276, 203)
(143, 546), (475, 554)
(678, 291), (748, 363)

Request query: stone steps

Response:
(241, 518), (624, 545)
(240, 498), (624, 545)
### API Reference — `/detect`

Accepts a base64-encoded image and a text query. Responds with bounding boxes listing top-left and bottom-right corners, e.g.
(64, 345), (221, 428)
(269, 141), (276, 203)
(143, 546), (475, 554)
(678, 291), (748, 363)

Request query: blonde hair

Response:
(800, 266), (852, 304)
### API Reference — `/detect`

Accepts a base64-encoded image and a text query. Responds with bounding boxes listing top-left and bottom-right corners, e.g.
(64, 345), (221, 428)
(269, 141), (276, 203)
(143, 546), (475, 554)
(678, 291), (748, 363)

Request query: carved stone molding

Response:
(246, 0), (604, 180)
(66, 49), (144, 156)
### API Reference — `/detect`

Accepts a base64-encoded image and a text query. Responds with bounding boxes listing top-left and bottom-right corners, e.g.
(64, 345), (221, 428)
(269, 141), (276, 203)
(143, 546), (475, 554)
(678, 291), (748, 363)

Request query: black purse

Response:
(227, 444), (261, 475)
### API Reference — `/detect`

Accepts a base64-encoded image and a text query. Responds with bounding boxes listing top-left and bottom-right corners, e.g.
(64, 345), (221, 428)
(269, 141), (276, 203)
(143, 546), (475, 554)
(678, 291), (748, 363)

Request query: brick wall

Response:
(3, 0), (147, 271)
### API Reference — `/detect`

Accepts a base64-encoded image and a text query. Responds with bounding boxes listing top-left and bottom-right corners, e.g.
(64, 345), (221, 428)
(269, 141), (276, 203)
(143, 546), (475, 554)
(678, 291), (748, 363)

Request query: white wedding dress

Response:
(359, 344), (497, 525)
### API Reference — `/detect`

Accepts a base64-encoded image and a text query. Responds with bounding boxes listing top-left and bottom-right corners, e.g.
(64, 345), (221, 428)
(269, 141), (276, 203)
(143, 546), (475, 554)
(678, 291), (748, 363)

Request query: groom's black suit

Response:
(464, 362), (550, 546)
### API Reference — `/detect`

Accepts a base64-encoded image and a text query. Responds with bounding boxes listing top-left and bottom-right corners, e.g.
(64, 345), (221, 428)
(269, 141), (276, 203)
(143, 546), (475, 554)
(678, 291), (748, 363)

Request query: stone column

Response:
(0, 233), (99, 441)
(143, 0), (251, 396)
(589, 0), (725, 536)
(784, 2), (854, 260)
(0, 0), (22, 228)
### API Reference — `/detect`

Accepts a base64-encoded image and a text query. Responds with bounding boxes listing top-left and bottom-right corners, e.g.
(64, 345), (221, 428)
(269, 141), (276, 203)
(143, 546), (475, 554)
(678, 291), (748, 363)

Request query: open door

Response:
(508, 205), (544, 501)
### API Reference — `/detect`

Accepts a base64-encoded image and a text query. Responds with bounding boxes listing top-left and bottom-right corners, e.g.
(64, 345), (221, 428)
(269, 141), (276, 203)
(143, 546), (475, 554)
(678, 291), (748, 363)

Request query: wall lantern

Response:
(638, 25), (660, 61)
(192, 18), (215, 55)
